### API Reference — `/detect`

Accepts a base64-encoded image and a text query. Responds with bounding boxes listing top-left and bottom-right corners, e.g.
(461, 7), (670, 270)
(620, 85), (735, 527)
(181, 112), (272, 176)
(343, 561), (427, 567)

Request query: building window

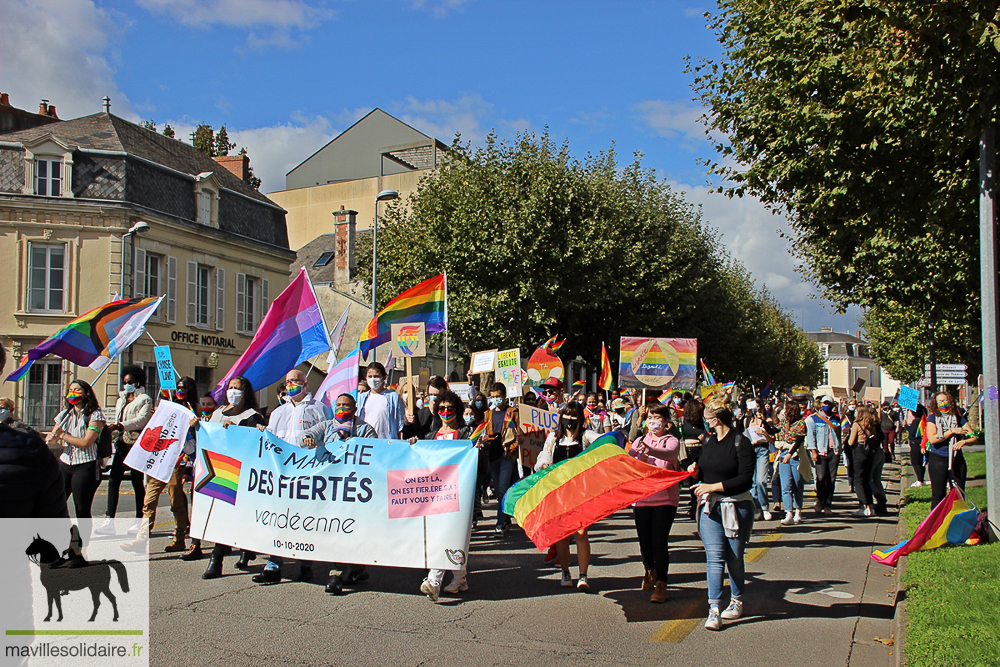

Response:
(197, 265), (211, 325)
(144, 362), (161, 402)
(34, 159), (62, 196)
(199, 192), (212, 225)
(134, 249), (162, 319)
(236, 273), (270, 335)
(25, 360), (63, 427)
(28, 243), (65, 312)
(821, 367), (830, 385)
(193, 172), (220, 228)
(186, 261), (225, 329)
(870, 370), (877, 388)
(314, 251), (335, 267)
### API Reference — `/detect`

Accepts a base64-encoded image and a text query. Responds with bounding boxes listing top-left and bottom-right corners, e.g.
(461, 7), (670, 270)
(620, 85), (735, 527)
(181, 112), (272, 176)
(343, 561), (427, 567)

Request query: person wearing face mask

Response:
(413, 390), (474, 600)
(356, 362), (406, 439)
(201, 376), (264, 580)
(299, 393), (377, 594)
(627, 404), (681, 603)
(480, 383), (520, 537)
(250, 369), (332, 584)
(584, 392), (612, 433)
(403, 376), (447, 440)
(199, 393), (218, 421)
(805, 395), (842, 515)
(774, 401), (807, 525)
(925, 391), (976, 510)
(96, 365), (152, 537)
(534, 401), (600, 591)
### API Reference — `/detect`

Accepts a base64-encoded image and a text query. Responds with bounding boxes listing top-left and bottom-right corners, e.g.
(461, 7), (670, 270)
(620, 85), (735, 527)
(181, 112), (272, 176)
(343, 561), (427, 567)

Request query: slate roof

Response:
(807, 331), (867, 345)
(293, 234), (341, 283)
(0, 112), (276, 207)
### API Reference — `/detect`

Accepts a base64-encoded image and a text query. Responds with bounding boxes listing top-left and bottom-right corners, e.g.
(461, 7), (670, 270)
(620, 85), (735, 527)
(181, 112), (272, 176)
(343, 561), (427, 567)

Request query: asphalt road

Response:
(85, 455), (903, 667)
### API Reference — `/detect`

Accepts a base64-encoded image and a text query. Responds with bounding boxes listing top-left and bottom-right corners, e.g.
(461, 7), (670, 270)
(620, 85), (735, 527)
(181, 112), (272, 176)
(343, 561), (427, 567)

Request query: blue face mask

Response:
(123, 384), (136, 394)
(463, 414), (475, 426)
(821, 404), (833, 414)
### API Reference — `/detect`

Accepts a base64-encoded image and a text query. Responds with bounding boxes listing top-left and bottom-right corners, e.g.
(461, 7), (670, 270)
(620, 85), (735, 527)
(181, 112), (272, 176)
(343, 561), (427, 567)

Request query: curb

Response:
(892, 447), (911, 667)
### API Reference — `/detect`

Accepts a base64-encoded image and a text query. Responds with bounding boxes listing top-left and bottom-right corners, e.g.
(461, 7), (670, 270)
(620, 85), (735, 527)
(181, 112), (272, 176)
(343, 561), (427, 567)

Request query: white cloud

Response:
(0, 0), (133, 121)
(135, 0), (334, 28)
(410, 0), (472, 18)
(393, 93), (492, 142)
(634, 100), (706, 142)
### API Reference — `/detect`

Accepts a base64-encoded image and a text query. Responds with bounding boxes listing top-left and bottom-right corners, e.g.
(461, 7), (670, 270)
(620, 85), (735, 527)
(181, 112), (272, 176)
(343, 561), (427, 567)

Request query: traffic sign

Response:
(917, 377), (967, 386)
(933, 371), (969, 379)
(924, 364), (968, 372)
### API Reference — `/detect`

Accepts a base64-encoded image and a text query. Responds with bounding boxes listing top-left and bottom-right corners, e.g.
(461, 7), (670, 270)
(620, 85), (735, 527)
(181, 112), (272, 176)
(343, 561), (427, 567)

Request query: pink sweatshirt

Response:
(629, 432), (681, 507)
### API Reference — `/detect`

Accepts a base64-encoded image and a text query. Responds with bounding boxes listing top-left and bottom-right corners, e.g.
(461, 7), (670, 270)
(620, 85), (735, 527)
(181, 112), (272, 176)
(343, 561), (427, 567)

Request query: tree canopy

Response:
(356, 131), (822, 389)
(688, 0), (1000, 377)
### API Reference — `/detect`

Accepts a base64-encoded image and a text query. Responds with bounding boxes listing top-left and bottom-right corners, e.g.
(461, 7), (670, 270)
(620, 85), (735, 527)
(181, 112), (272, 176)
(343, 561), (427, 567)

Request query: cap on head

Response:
(540, 377), (564, 392)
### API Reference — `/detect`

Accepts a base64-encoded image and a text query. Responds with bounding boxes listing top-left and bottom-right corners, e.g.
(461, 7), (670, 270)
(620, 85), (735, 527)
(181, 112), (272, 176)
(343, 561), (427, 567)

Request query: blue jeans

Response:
(489, 457), (515, 529)
(779, 458), (804, 510)
(699, 500), (754, 607)
(751, 446), (771, 512)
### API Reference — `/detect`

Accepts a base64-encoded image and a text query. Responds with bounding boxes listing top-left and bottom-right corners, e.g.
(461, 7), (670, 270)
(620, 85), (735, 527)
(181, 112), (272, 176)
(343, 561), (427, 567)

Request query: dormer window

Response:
(22, 135), (77, 198)
(193, 172), (221, 228)
(35, 158), (62, 195)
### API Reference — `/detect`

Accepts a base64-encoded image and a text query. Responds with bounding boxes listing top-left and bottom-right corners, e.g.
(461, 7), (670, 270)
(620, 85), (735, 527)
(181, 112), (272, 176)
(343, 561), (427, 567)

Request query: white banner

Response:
(124, 400), (195, 483)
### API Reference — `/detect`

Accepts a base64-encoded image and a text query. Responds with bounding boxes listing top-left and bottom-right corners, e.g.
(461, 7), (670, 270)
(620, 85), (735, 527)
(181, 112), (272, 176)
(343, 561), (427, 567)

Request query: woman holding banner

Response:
(534, 401), (600, 592)
(202, 376), (264, 579)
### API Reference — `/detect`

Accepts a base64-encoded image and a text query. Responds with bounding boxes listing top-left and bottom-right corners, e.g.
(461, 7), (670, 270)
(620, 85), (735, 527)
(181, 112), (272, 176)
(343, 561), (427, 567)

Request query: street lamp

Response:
(371, 189), (399, 317)
(118, 221), (149, 382)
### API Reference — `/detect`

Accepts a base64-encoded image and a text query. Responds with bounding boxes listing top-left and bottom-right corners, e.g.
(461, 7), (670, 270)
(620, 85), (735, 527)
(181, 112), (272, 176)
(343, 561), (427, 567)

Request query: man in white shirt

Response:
(252, 369), (332, 585)
(356, 362), (406, 439)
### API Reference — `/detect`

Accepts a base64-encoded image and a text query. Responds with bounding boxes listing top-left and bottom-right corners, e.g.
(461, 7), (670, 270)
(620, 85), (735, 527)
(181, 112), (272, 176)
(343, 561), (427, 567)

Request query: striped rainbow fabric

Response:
(360, 274), (446, 356)
(502, 433), (689, 550)
(871, 486), (979, 566)
(195, 449), (242, 506)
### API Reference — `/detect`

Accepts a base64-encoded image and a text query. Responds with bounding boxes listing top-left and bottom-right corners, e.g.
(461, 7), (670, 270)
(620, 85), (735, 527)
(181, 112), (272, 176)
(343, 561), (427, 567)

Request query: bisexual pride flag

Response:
(871, 486), (980, 566)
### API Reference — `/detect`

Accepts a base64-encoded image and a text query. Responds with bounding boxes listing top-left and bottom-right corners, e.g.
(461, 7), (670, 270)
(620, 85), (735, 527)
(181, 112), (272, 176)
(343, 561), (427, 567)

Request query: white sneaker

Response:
(780, 512), (794, 525)
(443, 578), (468, 594)
(909, 480), (923, 488)
(420, 578), (440, 601)
(721, 599), (743, 620)
(94, 518), (116, 536)
(762, 510), (773, 521)
(793, 509), (802, 524)
(127, 519), (143, 535)
(560, 571), (574, 588)
(705, 607), (722, 631)
(577, 575), (589, 592)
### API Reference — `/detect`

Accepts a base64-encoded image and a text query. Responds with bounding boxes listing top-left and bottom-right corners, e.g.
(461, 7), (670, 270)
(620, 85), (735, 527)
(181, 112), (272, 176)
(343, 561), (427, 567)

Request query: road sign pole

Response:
(979, 98), (998, 541)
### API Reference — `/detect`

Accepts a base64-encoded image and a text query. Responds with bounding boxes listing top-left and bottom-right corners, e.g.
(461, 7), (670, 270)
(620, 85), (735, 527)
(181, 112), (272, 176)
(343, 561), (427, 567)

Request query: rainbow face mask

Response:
(438, 409), (456, 422)
(66, 391), (84, 405)
(176, 388), (187, 400)
(286, 381), (305, 397)
(334, 406), (353, 422)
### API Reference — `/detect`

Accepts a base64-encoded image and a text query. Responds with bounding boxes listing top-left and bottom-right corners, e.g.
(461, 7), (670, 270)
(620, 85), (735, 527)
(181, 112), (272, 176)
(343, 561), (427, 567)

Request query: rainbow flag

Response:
(5, 296), (163, 383)
(599, 342), (614, 391)
(469, 421), (487, 447)
(212, 268), (329, 403)
(760, 378), (772, 398)
(872, 486), (980, 566)
(360, 274), (446, 356)
(543, 335), (565, 351)
(916, 413), (929, 448)
(195, 450), (242, 505)
(502, 433), (689, 549)
(700, 359), (716, 385)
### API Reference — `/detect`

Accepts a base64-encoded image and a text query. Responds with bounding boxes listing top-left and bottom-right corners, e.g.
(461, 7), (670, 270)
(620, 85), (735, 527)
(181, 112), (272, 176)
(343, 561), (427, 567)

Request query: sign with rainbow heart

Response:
(391, 322), (426, 357)
(618, 337), (697, 390)
(189, 423), (477, 570)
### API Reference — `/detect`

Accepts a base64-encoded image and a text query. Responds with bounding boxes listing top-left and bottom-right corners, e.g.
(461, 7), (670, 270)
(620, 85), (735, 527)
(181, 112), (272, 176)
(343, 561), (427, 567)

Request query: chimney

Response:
(0, 93), (10, 107)
(39, 99), (49, 115)
(45, 104), (57, 118)
(856, 330), (862, 340)
(102, 96), (111, 113)
(213, 154), (249, 182)
(333, 206), (358, 285)
(820, 326), (832, 332)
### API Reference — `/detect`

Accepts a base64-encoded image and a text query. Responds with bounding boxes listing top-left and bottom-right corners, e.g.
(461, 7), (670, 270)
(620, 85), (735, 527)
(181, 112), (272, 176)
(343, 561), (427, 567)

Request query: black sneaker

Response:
(342, 567), (369, 585)
(251, 568), (281, 584)
(325, 574), (344, 595)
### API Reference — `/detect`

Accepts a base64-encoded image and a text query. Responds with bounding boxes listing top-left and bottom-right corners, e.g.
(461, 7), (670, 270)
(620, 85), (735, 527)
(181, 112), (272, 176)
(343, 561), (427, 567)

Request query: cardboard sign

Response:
(450, 382), (474, 402)
(470, 349), (497, 375)
(496, 348), (523, 398)
(832, 387), (849, 399)
(898, 385), (920, 412)
(153, 345), (177, 391)
(618, 337), (697, 390)
(700, 383), (722, 399)
(851, 377), (866, 393)
(418, 366), (430, 390)
(519, 404), (559, 432)
(864, 386), (882, 404)
(518, 430), (546, 470)
(390, 322), (426, 357)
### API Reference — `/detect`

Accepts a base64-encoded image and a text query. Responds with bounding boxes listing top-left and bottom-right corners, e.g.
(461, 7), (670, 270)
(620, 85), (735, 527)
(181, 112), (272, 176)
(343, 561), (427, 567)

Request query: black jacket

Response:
(0, 424), (69, 518)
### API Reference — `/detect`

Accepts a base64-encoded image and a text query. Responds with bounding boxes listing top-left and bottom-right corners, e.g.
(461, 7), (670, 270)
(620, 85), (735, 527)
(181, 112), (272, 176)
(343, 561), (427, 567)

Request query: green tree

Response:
(191, 124), (215, 156)
(358, 131), (819, 388)
(141, 119), (156, 132)
(239, 147), (262, 191)
(215, 125), (236, 157)
(162, 124), (175, 138)
(688, 1), (1000, 375)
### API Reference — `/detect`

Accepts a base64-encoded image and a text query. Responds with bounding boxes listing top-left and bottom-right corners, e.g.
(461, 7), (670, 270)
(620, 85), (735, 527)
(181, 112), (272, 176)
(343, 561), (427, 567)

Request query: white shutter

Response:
(166, 256), (177, 323)
(133, 248), (146, 299)
(236, 273), (246, 334)
(215, 267), (225, 331)
(260, 279), (269, 327)
(186, 261), (197, 326)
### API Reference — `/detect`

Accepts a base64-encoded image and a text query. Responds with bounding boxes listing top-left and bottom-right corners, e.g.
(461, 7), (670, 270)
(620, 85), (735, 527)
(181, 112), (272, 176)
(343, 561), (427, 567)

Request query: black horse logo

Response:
(24, 535), (130, 622)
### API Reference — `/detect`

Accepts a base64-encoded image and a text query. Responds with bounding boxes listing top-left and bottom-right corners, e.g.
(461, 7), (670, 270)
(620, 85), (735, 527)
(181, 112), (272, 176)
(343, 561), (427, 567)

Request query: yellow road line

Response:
(648, 530), (783, 643)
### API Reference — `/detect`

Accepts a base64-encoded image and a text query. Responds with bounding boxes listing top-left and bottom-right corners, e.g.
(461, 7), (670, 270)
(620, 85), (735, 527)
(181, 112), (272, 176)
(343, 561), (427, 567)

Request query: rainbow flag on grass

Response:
(871, 486), (980, 566)
(6, 296), (162, 382)
(195, 450), (242, 505)
(360, 274), (446, 356)
(502, 433), (689, 549)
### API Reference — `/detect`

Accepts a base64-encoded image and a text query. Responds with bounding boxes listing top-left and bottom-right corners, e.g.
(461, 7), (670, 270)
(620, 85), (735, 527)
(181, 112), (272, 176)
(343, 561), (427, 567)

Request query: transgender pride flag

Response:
(212, 268), (330, 402)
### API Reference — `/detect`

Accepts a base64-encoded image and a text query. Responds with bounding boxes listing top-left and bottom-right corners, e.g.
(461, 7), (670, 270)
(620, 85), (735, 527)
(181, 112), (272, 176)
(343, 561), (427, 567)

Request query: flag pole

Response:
(443, 272), (450, 380)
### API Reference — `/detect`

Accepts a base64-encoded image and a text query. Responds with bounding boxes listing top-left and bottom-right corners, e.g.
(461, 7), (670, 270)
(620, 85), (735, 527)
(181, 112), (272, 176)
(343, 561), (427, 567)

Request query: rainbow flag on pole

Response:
(700, 359), (716, 385)
(359, 274), (446, 356)
(502, 433), (689, 549)
(212, 268), (329, 403)
(5, 296), (162, 382)
(871, 486), (980, 566)
(195, 449), (242, 506)
(315, 347), (362, 408)
(599, 342), (614, 391)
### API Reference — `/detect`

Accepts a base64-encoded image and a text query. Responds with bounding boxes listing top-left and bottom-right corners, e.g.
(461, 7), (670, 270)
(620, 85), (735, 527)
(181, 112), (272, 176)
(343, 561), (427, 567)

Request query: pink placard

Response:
(386, 465), (461, 519)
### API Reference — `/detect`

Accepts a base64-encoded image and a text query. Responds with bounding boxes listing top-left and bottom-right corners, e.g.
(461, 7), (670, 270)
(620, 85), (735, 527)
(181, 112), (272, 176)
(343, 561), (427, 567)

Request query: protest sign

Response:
(391, 322), (426, 357)
(124, 400), (195, 483)
(153, 345), (177, 392)
(898, 385), (920, 412)
(470, 349), (497, 375)
(700, 383), (722, 399)
(832, 387), (849, 399)
(189, 423), (477, 569)
(618, 337), (697, 390)
(496, 348), (523, 397)
(526, 343), (564, 387)
(518, 431), (546, 471)
(450, 382), (473, 402)
(864, 386), (883, 404)
(519, 404), (560, 432)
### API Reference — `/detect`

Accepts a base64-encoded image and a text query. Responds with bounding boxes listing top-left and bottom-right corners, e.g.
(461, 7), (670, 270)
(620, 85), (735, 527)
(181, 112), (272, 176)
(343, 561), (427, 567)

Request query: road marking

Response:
(648, 530), (783, 644)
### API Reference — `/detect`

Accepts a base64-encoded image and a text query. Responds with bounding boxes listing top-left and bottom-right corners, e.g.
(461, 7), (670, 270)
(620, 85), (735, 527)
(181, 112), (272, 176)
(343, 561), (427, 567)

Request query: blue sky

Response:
(1, 0), (862, 333)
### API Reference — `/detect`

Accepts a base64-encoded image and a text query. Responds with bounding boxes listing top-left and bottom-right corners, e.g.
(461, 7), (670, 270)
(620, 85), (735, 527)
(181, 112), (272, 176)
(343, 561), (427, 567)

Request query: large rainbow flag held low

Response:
(502, 433), (689, 550)
(5, 296), (163, 383)
(359, 274), (447, 356)
(871, 486), (981, 566)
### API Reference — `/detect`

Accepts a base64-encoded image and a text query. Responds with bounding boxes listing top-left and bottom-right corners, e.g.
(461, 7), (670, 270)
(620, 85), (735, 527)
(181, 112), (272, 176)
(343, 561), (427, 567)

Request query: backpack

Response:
(96, 425), (113, 460)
